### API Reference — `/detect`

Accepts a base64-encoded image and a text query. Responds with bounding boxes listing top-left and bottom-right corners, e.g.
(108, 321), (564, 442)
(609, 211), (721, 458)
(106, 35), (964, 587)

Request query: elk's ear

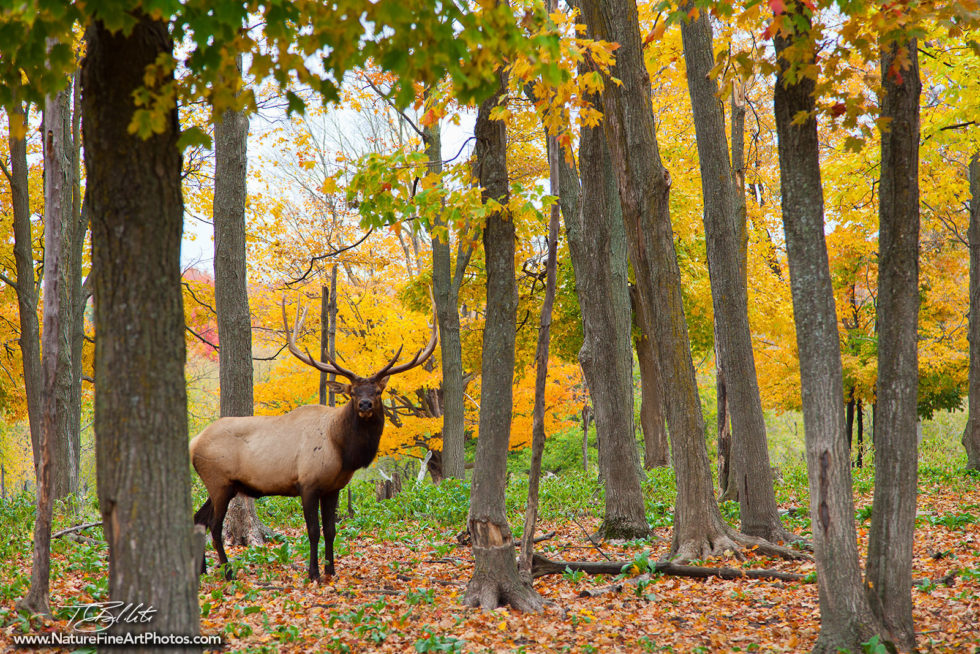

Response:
(326, 380), (351, 395)
(376, 376), (390, 392)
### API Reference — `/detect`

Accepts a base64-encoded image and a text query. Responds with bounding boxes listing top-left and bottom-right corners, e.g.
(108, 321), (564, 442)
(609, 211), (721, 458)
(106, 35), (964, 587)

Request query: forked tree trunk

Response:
(7, 104), (43, 477)
(84, 15), (200, 646)
(965, 153), (980, 471)
(580, 0), (744, 562)
(680, 7), (793, 544)
(213, 94), (268, 548)
(427, 100), (471, 481)
(772, 8), (881, 652)
(464, 69), (542, 611)
(865, 37), (921, 652)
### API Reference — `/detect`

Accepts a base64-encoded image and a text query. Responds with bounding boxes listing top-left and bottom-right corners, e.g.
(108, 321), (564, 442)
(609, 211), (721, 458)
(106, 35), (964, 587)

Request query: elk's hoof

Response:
(222, 564), (235, 581)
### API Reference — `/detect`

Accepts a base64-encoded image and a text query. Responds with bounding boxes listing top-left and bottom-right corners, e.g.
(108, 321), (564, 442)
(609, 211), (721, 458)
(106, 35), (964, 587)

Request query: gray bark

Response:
(680, 8), (792, 544)
(427, 104), (470, 481)
(580, 0), (734, 561)
(464, 69), (542, 611)
(866, 38), (921, 652)
(630, 286), (668, 469)
(7, 104), (43, 476)
(772, 9), (881, 652)
(573, 116), (647, 539)
(966, 153), (980, 471)
(68, 70), (87, 500)
(213, 94), (267, 548)
(83, 14), (200, 649)
(44, 83), (79, 501)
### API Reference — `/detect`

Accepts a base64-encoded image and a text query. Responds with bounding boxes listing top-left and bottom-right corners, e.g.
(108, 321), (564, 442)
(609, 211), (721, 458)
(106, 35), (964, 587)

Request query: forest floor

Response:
(1, 467), (978, 653)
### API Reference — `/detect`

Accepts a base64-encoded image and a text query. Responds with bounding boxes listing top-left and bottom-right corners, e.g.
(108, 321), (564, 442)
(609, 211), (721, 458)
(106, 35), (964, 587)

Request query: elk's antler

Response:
(282, 297), (359, 381)
(368, 288), (439, 380)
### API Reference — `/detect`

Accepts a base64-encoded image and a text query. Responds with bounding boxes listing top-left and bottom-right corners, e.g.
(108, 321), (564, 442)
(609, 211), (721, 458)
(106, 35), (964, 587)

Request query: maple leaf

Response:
(768, 0), (786, 15)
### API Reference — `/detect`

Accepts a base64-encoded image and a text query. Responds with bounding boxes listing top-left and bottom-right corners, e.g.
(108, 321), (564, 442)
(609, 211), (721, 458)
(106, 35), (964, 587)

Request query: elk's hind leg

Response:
(321, 491), (340, 576)
(193, 498), (214, 574)
(301, 492), (322, 582)
(209, 489), (235, 580)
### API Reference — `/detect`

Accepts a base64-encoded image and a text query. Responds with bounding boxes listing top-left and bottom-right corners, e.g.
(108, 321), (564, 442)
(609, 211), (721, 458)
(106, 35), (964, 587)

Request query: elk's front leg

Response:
(301, 492), (321, 581)
(321, 491), (340, 576)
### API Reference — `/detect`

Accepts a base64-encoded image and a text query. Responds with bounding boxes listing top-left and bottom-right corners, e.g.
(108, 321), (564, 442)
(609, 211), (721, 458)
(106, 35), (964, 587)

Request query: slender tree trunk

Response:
(213, 89), (267, 548)
(17, 79), (75, 616)
(846, 390), (855, 453)
(857, 400), (865, 469)
(715, 338), (733, 496)
(580, 0), (741, 561)
(464, 69), (542, 611)
(630, 286), (668, 469)
(965, 153), (980, 470)
(83, 15), (199, 648)
(427, 102), (469, 481)
(319, 284), (332, 405)
(7, 104), (43, 476)
(68, 70), (87, 502)
(680, 7), (792, 544)
(772, 8), (881, 652)
(866, 37), (921, 652)
(519, 130), (561, 581)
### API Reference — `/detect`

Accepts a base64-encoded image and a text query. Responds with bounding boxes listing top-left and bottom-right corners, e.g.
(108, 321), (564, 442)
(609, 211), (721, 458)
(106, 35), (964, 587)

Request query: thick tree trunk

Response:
(772, 9), (881, 652)
(965, 153), (980, 471)
(630, 286), (668, 469)
(7, 105), (43, 477)
(213, 94), (267, 547)
(427, 106), (469, 481)
(83, 15), (200, 648)
(580, 0), (735, 561)
(519, 132), (561, 581)
(865, 38), (921, 652)
(680, 8), (792, 544)
(464, 70), (542, 611)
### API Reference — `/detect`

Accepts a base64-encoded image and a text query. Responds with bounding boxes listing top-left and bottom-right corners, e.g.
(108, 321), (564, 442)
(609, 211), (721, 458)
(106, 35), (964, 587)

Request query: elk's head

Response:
(282, 296), (438, 420)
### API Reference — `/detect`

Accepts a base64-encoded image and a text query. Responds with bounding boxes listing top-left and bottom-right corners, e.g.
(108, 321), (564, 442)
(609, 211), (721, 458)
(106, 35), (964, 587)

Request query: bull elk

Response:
(190, 298), (437, 581)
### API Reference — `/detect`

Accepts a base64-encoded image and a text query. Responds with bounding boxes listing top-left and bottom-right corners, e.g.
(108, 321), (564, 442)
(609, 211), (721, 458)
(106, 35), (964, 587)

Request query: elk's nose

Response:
(358, 399), (373, 413)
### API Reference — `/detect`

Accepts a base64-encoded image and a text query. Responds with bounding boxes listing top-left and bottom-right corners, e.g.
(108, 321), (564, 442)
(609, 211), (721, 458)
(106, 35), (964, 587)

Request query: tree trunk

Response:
(857, 400), (865, 469)
(213, 93), (267, 548)
(7, 104), (43, 477)
(865, 37), (921, 652)
(965, 153), (980, 471)
(630, 286), (668, 469)
(519, 131), (561, 581)
(715, 339), (733, 497)
(464, 69), (542, 612)
(580, 0), (736, 561)
(680, 7), (792, 544)
(83, 15), (200, 647)
(772, 8), (881, 652)
(17, 78), (76, 615)
(427, 102), (469, 481)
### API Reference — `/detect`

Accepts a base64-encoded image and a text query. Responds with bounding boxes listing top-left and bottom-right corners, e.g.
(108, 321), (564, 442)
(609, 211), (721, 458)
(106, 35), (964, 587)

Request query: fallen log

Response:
(531, 554), (809, 583)
(52, 521), (102, 539)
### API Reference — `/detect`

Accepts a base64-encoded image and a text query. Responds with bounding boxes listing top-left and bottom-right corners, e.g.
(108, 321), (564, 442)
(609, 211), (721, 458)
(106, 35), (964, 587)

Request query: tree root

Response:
(727, 529), (812, 561)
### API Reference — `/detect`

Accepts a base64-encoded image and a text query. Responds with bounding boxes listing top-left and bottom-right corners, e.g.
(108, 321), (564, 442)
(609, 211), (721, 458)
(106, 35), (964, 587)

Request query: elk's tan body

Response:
(190, 405), (357, 498)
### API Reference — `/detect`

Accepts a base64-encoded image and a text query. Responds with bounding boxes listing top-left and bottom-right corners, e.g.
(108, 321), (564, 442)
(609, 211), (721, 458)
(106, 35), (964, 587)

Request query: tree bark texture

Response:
(83, 15), (200, 648)
(630, 286), (669, 469)
(44, 83), (80, 501)
(580, 0), (734, 561)
(68, 72), (88, 500)
(464, 70), (542, 611)
(7, 104), (43, 477)
(865, 38), (921, 652)
(213, 95), (266, 548)
(772, 12), (881, 653)
(519, 131), (561, 581)
(680, 9), (791, 544)
(19, 79), (77, 615)
(966, 153), (980, 471)
(427, 108), (469, 481)
(574, 120), (647, 539)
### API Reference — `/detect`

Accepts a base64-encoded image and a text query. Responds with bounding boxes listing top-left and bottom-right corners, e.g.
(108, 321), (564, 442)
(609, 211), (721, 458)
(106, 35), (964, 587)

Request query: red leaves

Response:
(768, 0), (786, 15)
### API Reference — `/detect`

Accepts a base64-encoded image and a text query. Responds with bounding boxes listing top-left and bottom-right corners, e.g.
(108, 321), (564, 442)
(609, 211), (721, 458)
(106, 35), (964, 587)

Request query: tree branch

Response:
(284, 229), (374, 288)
